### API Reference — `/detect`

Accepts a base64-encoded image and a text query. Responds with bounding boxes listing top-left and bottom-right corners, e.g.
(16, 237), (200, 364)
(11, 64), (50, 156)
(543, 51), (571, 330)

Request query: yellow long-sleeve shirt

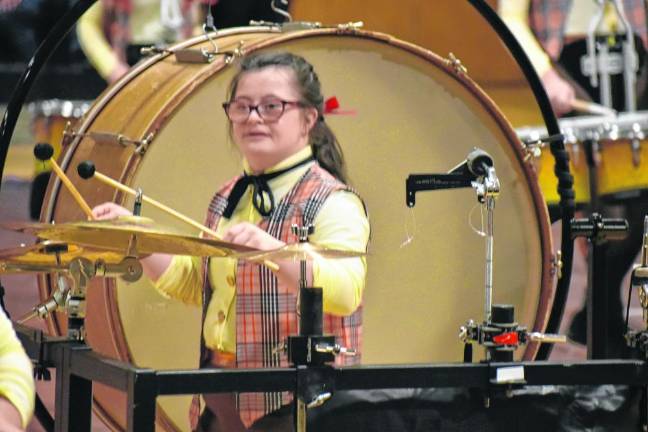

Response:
(154, 146), (369, 353)
(0, 310), (34, 428)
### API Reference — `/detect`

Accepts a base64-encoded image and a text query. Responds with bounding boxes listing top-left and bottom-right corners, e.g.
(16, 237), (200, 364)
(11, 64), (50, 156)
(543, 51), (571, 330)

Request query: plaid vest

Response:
(100, 0), (198, 64)
(528, 0), (647, 58)
(201, 163), (364, 427)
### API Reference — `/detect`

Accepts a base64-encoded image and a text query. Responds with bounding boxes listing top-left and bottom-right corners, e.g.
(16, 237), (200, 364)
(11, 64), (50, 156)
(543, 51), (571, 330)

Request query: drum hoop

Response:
(46, 26), (553, 368)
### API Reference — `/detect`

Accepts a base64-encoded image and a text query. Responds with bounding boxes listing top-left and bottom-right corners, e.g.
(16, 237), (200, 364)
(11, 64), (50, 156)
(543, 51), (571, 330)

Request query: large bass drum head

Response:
(41, 28), (553, 431)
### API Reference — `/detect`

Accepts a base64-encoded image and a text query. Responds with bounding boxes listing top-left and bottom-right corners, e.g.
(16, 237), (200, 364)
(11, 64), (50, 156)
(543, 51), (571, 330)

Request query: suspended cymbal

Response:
(2, 216), (258, 257)
(0, 241), (125, 274)
(235, 242), (366, 262)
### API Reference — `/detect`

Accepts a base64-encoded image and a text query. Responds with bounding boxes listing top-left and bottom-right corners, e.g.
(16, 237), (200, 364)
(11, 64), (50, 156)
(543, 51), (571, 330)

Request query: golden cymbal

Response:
(0, 241), (125, 274)
(235, 242), (366, 262)
(2, 216), (258, 257)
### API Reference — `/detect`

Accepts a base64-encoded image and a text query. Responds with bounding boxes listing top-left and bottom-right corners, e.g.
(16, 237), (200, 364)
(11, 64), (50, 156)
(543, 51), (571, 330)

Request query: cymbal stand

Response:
(462, 168), (568, 363)
(285, 224), (356, 432)
(17, 255), (143, 340)
(625, 215), (648, 428)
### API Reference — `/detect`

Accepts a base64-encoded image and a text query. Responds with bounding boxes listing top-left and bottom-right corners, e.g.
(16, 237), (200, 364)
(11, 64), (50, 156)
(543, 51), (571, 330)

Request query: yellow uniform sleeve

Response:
(0, 310), (34, 428)
(154, 255), (203, 306)
(498, 0), (553, 77)
(311, 190), (369, 316)
(76, 1), (120, 79)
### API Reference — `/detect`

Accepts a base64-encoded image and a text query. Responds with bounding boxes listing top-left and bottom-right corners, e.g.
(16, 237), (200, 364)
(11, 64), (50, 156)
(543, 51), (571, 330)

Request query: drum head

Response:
(41, 28), (553, 431)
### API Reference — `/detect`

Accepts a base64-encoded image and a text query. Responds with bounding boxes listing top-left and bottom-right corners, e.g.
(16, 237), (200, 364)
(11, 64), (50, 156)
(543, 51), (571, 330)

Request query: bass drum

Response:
(40, 28), (554, 431)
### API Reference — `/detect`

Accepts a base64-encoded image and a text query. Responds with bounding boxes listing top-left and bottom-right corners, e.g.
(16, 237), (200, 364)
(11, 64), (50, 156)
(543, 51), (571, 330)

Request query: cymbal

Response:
(235, 242), (366, 262)
(0, 241), (125, 274)
(2, 216), (258, 257)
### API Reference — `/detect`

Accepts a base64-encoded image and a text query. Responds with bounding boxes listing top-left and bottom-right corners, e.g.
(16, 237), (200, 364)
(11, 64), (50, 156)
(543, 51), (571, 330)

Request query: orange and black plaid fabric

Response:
(200, 163), (364, 428)
(529, 0), (647, 58)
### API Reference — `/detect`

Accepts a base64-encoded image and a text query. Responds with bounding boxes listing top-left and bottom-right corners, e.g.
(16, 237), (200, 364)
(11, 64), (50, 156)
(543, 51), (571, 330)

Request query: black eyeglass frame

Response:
(222, 99), (307, 123)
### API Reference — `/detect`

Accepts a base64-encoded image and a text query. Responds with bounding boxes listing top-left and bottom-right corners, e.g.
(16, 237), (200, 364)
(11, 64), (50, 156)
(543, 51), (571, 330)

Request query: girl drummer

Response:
(92, 51), (369, 431)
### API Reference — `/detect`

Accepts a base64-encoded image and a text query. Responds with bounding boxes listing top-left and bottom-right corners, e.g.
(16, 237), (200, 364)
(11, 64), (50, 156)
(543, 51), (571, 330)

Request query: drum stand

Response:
(285, 224), (356, 432)
(579, 137), (630, 359)
(406, 150), (565, 377)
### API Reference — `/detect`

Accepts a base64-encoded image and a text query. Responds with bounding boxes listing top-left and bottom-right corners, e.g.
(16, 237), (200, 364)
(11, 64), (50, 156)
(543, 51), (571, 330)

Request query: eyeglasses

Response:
(222, 99), (305, 123)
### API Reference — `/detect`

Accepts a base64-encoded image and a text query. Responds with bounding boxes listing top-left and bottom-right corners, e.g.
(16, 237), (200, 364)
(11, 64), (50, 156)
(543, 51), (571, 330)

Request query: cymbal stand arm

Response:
(66, 258), (95, 341)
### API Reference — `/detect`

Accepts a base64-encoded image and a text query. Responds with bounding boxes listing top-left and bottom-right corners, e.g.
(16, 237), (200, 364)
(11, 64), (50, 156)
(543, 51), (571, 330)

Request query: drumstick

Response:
(77, 161), (280, 271)
(34, 144), (94, 220)
(570, 99), (617, 117)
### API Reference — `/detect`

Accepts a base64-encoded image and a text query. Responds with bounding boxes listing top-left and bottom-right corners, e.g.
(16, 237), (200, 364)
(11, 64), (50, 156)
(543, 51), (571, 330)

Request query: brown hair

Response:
(226, 52), (347, 183)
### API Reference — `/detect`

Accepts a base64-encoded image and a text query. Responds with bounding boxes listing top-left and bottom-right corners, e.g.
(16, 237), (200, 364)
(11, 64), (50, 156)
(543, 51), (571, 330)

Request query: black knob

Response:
(34, 143), (54, 161)
(77, 161), (96, 179)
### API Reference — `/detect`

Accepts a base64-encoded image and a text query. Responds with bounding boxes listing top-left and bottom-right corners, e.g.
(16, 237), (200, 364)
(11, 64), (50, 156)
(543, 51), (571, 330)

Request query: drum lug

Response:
(336, 21), (364, 32)
(445, 53), (468, 76)
(551, 250), (563, 278)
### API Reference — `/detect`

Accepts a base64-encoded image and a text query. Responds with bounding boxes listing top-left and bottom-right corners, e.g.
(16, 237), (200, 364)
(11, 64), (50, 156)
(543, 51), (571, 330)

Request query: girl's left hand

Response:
(223, 222), (284, 251)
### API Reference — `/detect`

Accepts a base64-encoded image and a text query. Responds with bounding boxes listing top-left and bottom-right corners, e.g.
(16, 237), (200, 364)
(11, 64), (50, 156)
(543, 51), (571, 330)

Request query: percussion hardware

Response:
(76, 160), (279, 270)
(460, 304), (567, 363)
(405, 148), (497, 207)
(139, 45), (171, 57)
(583, 0), (638, 110)
(336, 21), (364, 32)
(27, 99), (92, 119)
(571, 213), (629, 359)
(270, 0), (292, 23)
(17, 274), (70, 324)
(626, 216), (648, 355)
(63, 130), (153, 155)
(629, 122), (643, 166)
(551, 250), (563, 278)
(39, 255), (143, 341)
(520, 133), (565, 162)
(314, 343), (357, 357)
(306, 392), (332, 409)
(248, 20), (322, 31)
(133, 188), (143, 216)
(284, 225), (355, 432)
(173, 40), (244, 65)
(33, 143), (94, 219)
(445, 52), (468, 75)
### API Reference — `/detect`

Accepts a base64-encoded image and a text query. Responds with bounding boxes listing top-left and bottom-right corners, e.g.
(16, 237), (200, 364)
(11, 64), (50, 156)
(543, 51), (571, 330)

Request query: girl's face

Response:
(229, 66), (317, 172)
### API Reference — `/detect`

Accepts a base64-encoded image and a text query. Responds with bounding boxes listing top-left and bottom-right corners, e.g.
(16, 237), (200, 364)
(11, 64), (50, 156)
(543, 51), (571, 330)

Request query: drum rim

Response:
(42, 26), (554, 431)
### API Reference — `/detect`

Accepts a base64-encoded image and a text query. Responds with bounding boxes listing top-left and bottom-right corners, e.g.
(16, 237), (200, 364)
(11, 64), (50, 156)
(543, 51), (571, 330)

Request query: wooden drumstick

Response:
(570, 99), (617, 117)
(77, 161), (280, 271)
(34, 144), (94, 220)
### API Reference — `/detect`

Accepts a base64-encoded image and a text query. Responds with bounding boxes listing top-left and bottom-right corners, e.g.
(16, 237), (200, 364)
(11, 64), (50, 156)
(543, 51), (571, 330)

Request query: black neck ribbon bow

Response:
(222, 156), (315, 218)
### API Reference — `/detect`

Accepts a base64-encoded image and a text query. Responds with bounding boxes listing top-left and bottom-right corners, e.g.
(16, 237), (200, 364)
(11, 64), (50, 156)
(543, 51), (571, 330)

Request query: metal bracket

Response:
(446, 52), (468, 75)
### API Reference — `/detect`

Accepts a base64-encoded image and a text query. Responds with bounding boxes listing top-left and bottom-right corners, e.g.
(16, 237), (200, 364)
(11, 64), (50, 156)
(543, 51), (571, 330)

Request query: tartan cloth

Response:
(100, 0), (209, 64)
(529, 0), (648, 58)
(198, 163), (364, 428)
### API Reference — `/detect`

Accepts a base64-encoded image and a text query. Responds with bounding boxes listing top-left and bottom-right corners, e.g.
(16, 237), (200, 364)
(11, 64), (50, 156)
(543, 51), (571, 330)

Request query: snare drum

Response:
(29, 99), (90, 174)
(519, 111), (648, 203)
(563, 111), (648, 200)
(40, 28), (554, 431)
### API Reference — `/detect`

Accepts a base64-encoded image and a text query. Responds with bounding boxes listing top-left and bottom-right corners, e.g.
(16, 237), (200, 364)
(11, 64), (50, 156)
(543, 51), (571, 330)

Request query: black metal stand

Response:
(572, 213), (629, 359)
(15, 320), (648, 432)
